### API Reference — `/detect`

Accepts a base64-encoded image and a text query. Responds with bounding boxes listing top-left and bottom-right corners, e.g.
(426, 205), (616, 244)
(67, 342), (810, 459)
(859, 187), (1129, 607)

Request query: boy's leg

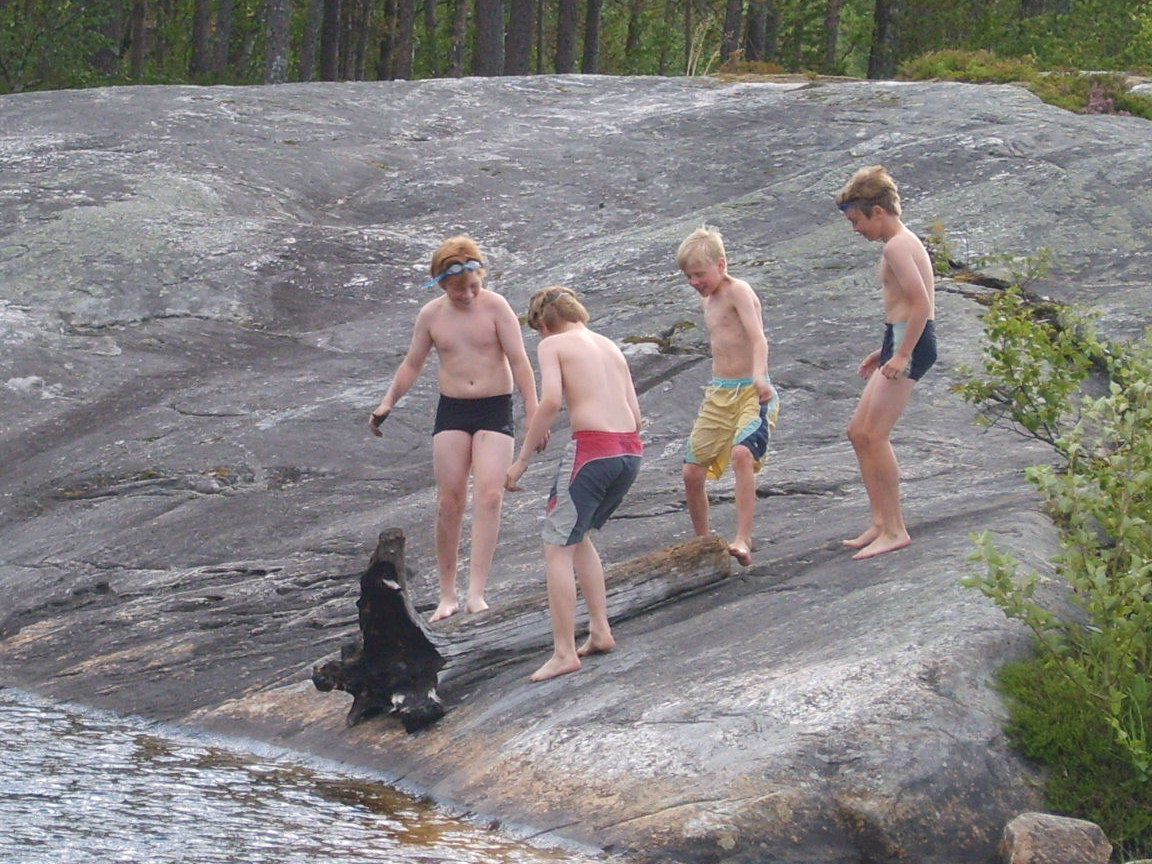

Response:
(845, 372), (916, 559)
(728, 444), (756, 566)
(430, 430), (472, 621)
(531, 542), (582, 682)
(682, 461), (711, 536)
(573, 536), (614, 657)
(463, 429), (515, 614)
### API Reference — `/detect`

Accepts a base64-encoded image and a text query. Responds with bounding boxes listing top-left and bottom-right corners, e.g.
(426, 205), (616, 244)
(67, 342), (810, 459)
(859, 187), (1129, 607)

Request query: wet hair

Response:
(676, 227), (726, 270)
(430, 235), (485, 279)
(835, 165), (902, 217)
(525, 286), (588, 332)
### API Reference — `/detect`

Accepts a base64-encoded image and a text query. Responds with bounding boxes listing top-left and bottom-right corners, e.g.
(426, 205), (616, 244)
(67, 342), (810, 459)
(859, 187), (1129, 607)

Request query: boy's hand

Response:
(535, 429), (551, 452)
(859, 350), (882, 379)
(755, 378), (775, 404)
(504, 460), (528, 491)
(880, 353), (909, 380)
(368, 410), (389, 437)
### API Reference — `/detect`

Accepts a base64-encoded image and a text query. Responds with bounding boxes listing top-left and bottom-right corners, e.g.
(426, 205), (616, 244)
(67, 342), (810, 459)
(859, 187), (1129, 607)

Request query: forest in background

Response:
(1, 0), (1150, 94)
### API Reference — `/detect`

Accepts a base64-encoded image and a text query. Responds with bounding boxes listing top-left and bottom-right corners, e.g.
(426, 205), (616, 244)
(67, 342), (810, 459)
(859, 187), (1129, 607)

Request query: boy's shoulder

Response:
(714, 275), (757, 304)
(475, 288), (515, 313)
(883, 225), (926, 254)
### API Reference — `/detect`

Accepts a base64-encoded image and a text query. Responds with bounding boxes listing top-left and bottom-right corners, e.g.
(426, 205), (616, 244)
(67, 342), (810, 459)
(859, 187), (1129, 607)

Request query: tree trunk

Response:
(720, 0), (742, 65)
(682, 0), (692, 73)
(867, 0), (898, 79)
(535, 0), (545, 72)
(128, 0), (147, 78)
(299, 0), (323, 80)
(504, 0), (535, 74)
(313, 530), (733, 732)
(473, 0), (504, 75)
(211, 0), (234, 75)
(743, 0), (766, 61)
(264, 0), (291, 83)
(319, 0), (341, 79)
(580, 0), (602, 72)
(393, 0), (416, 78)
(658, 0), (675, 73)
(423, 0), (439, 76)
(189, 0), (213, 78)
(448, 0), (469, 76)
(821, 0), (842, 73)
(554, 0), (578, 73)
(623, 0), (645, 71)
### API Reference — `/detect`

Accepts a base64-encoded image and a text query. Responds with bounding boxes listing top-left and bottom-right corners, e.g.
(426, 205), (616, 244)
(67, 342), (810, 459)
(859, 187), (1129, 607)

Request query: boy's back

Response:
(540, 326), (640, 434)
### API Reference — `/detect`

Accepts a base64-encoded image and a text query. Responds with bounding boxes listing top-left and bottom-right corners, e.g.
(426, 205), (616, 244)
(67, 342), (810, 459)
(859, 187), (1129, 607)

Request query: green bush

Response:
(956, 259), (1152, 857)
(900, 50), (1152, 121)
(899, 49), (1039, 84)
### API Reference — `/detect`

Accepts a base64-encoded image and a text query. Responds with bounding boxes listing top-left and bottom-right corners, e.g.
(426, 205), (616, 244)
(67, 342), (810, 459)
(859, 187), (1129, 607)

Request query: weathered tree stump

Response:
(313, 529), (732, 732)
(312, 527), (446, 732)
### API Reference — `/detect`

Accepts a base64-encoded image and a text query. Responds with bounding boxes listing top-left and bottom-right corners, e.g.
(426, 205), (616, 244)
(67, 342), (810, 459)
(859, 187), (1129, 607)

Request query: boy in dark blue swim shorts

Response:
(505, 286), (643, 682)
(837, 166), (938, 560)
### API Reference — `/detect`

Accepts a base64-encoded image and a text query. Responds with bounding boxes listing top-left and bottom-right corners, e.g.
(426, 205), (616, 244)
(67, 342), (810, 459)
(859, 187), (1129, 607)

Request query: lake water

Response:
(0, 687), (615, 864)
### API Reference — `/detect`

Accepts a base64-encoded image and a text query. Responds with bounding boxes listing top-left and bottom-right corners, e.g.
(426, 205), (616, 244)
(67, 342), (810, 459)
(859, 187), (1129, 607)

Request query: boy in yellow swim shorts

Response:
(678, 227), (779, 566)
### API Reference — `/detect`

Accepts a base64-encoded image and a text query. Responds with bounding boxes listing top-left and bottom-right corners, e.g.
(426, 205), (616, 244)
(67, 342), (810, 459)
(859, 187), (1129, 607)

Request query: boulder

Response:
(999, 812), (1112, 864)
(3, 75), (1150, 862)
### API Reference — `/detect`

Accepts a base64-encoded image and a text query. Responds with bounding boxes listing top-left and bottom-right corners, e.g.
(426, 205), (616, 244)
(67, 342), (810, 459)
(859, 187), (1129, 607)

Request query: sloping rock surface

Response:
(3, 75), (1150, 863)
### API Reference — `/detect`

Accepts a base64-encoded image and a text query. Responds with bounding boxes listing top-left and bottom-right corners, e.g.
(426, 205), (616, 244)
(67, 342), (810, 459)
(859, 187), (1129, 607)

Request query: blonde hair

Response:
(526, 286), (588, 332)
(676, 227), (726, 270)
(430, 235), (485, 278)
(835, 165), (902, 216)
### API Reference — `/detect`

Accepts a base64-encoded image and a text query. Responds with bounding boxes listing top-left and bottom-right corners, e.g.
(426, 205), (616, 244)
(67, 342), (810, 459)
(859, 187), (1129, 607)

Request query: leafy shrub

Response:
(900, 50), (1152, 121)
(899, 49), (1039, 84)
(956, 258), (1152, 857)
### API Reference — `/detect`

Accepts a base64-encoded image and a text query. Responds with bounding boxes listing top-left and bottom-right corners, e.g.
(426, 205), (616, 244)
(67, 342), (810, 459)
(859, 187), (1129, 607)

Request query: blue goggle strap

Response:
(422, 258), (485, 288)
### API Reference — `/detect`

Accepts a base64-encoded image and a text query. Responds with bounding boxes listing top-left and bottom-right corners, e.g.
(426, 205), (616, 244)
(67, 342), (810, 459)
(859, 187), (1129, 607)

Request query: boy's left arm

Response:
(494, 296), (545, 445)
(882, 239), (933, 378)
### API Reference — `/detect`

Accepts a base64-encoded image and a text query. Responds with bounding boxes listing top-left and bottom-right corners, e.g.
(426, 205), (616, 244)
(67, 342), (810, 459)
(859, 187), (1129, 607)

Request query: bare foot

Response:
(852, 533), (912, 560)
(464, 598), (490, 614)
(428, 600), (459, 623)
(728, 542), (752, 567)
(842, 527), (880, 549)
(577, 633), (615, 657)
(530, 654), (581, 682)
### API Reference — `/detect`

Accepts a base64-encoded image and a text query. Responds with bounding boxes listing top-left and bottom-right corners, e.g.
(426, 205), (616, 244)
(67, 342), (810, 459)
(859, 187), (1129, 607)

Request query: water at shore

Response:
(0, 687), (614, 864)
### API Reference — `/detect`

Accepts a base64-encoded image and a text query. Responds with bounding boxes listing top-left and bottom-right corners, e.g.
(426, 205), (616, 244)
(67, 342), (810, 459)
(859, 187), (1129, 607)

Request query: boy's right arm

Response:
(369, 313), (433, 436)
(733, 283), (773, 402)
(505, 341), (562, 490)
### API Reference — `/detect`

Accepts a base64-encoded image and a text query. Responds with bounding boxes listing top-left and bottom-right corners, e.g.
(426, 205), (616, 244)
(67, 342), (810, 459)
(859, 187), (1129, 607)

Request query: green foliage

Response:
(0, 0), (113, 93)
(996, 659), (1152, 856)
(1031, 72), (1152, 121)
(899, 49), (1038, 84)
(900, 50), (1152, 121)
(958, 257), (1152, 854)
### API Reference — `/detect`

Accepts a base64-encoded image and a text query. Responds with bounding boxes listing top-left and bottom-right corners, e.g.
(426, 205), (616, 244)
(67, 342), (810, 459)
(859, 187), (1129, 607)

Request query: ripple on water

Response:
(0, 688), (615, 864)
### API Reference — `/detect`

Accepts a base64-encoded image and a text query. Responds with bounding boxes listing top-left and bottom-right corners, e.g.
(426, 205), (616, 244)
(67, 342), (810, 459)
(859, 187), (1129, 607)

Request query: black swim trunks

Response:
(880, 320), (937, 381)
(433, 393), (515, 437)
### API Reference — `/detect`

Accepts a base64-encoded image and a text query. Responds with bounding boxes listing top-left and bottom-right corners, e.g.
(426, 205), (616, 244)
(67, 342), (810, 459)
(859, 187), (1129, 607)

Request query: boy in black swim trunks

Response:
(370, 236), (541, 621)
(836, 166), (937, 560)
(505, 287), (643, 682)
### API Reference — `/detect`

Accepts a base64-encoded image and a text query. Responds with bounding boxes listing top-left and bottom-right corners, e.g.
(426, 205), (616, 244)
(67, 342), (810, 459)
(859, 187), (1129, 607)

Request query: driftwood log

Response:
(313, 528), (732, 733)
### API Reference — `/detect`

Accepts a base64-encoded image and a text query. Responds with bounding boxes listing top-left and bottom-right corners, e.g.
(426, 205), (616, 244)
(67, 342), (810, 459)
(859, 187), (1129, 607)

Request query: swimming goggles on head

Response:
(423, 258), (485, 288)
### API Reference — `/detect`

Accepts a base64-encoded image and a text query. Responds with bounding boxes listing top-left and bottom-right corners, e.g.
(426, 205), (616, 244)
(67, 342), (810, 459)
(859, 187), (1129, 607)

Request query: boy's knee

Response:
(473, 485), (504, 513)
(682, 462), (705, 485)
(731, 445), (755, 469)
(847, 423), (877, 449)
(437, 490), (467, 517)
